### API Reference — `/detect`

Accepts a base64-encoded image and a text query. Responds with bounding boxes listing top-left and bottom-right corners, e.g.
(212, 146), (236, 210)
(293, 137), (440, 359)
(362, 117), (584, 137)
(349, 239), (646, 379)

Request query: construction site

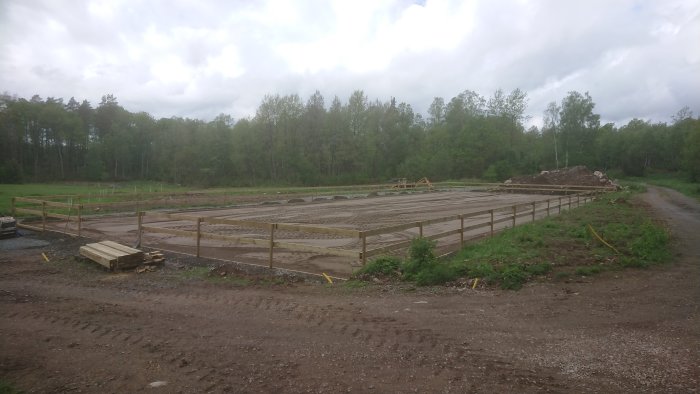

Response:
(10, 176), (608, 278)
(2, 168), (699, 393)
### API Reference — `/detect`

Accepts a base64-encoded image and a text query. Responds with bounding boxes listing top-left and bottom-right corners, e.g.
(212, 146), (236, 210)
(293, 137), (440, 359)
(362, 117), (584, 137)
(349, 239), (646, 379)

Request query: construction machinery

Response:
(391, 177), (433, 190)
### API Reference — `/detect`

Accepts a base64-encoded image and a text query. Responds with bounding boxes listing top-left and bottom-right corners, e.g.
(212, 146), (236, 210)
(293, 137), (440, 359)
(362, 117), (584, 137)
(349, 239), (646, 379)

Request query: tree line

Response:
(0, 89), (698, 186)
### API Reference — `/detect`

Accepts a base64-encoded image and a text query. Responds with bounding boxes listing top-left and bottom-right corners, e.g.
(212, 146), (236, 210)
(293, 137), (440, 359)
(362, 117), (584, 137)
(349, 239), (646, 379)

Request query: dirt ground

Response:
(51, 190), (570, 277)
(1, 186), (698, 393)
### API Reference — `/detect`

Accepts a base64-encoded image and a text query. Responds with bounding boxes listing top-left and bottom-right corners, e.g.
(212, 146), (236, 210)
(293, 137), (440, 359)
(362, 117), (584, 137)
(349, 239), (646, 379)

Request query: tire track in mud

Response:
(1, 279), (565, 392)
(2, 307), (236, 392)
(128, 287), (568, 389)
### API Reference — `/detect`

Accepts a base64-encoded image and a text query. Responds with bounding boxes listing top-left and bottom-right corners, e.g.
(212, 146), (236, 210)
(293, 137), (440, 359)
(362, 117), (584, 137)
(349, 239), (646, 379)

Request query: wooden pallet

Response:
(79, 240), (144, 271)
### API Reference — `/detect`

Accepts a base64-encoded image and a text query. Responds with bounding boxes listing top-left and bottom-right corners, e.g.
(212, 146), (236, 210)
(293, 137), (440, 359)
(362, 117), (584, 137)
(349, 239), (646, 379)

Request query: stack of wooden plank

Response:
(144, 251), (165, 265)
(79, 240), (145, 271)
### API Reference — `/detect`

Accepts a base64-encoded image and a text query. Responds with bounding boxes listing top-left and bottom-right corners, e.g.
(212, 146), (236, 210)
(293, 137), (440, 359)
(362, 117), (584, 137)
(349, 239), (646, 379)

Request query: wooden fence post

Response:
(77, 204), (82, 237)
(269, 224), (276, 268)
(547, 199), (550, 216)
(512, 205), (516, 228)
(418, 222), (423, 238)
(459, 215), (464, 246)
(361, 232), (367, 266)
(577, 194), (580, 207)
(558, 197), (562, 214)
(41, 201), (46, 232)
(568, 195), (572, 210)
(136, 211), (143, 248)
(489, 209), (494, 237)
(196, 218), (202, 258)
(531, 202), (536, 222)
(11, 197), (15, 217)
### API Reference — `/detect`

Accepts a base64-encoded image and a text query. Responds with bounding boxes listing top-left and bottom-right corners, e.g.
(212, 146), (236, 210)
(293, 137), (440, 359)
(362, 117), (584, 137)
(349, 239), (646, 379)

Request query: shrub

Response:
(498, 264), (527, 290)
(401, 238), (461, 285)
(355, 256), (402, 278)
(630, 221), (670, 263)
(413, 264), (457, 286)
(402, 237), (437, 279)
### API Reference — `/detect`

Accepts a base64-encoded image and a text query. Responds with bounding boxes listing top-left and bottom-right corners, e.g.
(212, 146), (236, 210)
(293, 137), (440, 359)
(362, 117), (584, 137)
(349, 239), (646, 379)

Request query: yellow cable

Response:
(472, 278), (479, 289)
(587, 224), (620, 254)
(322, 273), (334, 284)
(41, 252), (50, 262)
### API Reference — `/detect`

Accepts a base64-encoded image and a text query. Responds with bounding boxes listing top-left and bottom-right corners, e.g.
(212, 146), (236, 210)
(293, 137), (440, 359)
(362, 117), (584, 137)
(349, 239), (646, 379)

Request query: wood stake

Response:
(268, 224), (275, 268)
(42, 201), (46, 232)
(418, 223), (423, 237)
(512, 205), (516, 228)
(558, 197), (562, 214)
(459, 215), (464, 246)
(547, 199), (550, 216)
(489, 209), (494, 237)
(136, 211), (143, 248)
(196, 218), (202, 258)
(77, 204), (82, 237)
(531, 202), (536, 222)
(361, 233), (367, 266)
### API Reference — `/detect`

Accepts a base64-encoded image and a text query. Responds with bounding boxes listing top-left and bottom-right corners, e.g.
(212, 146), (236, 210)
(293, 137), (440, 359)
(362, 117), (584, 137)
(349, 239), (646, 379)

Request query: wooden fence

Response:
(12, 185), (607, 276)
(12, 197), (83, 236)
(138, 191), (597, 272)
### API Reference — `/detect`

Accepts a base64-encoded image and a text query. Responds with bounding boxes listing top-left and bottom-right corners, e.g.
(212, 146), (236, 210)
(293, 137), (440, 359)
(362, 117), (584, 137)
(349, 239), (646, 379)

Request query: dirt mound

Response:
(507, 166), (618, 188)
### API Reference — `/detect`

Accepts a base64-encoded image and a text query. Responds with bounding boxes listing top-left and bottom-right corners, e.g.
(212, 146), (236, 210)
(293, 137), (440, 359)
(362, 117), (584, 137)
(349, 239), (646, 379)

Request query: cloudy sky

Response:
(1, 0), (698, 127)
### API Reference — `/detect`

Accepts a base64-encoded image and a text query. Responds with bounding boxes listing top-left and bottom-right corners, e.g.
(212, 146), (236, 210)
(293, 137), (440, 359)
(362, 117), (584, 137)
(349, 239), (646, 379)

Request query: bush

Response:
(402, 237), (437, 279)
(414, 264), (457, 286)
(355, 256), (402, 278)
(498, 264), (527, 290)
(401, 238), (460, 285)
(630, 220), (670, 263)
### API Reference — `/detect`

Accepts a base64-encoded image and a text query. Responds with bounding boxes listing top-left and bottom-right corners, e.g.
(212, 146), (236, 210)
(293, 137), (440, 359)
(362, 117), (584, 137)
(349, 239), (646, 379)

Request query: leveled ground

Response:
(0, 186), (698, 393)
(55, 190), (570, 277)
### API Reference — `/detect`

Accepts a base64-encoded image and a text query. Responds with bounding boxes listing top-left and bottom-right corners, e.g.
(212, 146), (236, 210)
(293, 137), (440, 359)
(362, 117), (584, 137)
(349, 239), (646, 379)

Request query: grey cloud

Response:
(1, 0), (698, 127)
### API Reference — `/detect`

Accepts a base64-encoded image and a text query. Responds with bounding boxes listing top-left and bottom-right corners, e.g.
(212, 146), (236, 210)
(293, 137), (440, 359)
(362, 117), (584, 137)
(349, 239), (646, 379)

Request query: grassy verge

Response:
(2, 180), (461, 217)
(352, 190), (671, 290)
(623, 173), (700, 200)
(0, 181), (185, 215)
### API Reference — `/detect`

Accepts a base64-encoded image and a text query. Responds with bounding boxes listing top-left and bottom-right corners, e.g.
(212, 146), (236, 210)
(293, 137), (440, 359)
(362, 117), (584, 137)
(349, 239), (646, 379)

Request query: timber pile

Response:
(79, 240), (145, 271)
(144, 251), (165, 264)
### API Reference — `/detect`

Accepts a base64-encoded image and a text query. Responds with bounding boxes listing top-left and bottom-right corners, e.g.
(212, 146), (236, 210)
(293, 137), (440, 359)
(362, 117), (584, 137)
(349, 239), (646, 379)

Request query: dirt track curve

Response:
(1, 186), (698, 393)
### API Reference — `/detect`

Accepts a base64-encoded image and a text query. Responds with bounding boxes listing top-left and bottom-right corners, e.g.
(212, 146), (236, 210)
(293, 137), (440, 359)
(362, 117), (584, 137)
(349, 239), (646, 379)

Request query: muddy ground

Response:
(1, 186), (698, 393)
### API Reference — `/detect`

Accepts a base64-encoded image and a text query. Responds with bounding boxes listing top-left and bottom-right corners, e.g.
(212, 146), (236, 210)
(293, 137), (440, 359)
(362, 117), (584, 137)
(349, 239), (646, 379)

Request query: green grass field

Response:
(0, 181), (186, 215)
(1, 180), (467, 216)
(623, 173), (700, 200)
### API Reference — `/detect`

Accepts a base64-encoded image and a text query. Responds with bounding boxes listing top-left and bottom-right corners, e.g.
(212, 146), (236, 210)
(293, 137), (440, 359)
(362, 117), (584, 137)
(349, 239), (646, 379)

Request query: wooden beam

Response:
(276, 223), (360, 237)
(14, 207), (43, 216)
(272, 241), (359, 258)
(141, 225), (196, 238)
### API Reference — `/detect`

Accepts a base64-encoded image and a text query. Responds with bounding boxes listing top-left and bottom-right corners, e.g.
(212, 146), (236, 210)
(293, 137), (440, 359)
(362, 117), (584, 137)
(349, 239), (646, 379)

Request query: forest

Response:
(0, 89), (698, 186)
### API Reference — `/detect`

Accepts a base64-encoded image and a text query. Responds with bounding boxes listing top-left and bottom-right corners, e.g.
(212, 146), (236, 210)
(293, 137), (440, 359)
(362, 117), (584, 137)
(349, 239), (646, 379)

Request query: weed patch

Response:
(352, 190), (672, 290)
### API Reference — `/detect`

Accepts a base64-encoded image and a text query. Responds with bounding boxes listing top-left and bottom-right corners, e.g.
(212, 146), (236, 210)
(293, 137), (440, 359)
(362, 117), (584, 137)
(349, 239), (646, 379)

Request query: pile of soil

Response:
(507, 166), (619, 188)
